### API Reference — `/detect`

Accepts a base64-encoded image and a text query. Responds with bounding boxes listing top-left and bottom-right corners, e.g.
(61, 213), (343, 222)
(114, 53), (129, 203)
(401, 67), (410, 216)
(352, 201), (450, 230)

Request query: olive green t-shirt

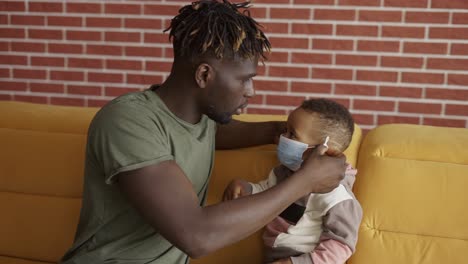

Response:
(61, 88), (216, 264)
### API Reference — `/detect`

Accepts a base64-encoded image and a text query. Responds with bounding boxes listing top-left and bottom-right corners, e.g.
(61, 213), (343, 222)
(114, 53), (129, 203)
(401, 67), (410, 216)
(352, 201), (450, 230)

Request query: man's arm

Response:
(215, 119), (286, 149)
(118, 145), (346, 259)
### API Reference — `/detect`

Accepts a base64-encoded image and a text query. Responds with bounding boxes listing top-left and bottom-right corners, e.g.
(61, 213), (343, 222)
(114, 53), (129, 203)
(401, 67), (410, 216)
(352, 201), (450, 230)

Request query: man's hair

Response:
(164, 0), (271, 62)
(300, 98), (355, 153)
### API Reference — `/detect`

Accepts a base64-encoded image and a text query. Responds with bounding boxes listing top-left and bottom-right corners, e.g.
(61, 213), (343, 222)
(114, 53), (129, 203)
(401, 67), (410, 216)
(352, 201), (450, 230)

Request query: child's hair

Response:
(164, 0), (271, 62)
(300, 98), (354, 153)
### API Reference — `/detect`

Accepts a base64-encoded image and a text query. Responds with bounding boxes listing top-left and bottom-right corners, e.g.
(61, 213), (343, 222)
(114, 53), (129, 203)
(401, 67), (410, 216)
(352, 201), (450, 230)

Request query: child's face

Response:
(285, 107), (323, 147)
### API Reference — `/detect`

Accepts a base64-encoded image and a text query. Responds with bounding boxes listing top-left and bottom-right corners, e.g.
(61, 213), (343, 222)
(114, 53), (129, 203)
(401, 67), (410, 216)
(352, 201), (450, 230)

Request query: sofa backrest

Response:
(350, 124), (468, 264)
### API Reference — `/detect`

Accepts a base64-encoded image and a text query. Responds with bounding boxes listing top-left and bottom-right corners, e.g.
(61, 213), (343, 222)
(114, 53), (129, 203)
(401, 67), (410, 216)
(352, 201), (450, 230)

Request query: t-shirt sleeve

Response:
(88, 103), (173, 184)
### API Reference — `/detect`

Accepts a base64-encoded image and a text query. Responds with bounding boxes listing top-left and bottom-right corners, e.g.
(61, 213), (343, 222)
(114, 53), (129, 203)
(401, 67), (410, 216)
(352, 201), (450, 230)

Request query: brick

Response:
(31, 56), (65, 67)
(378, 115), (420, 125)
(336, 54), (377, 66)
(270, 66), (309, 78)
(0, 55), (27, 65)
(423, 118), (466, 128)
(313, 68), (353, 80)
(48, 16), (82, 27)
(87, 44), (122, 56)
(359, 10), (402, 22)
(0, 14), (6, 25)
(69, 58), (103, 69)
(337, 25), (378, 36)
(105, 32), (140, 42)
(144, 33), (170, 44)
(357, 40), (399, 52)
(247, 0), (289, 3)
(0, 1), (25, 11)
(357, 70), (398, 82)
(125, 18), (162, 29)
(426, 88), (468, 101)
(145, 61), (172, 72)
(271, 8), (311, 19)
(246, 108), (287, 115)
(270, 37), (308, 49)
(291, 52), (332, 64)
(165, 48), (174, 59)
(262, 22), (289, 34)
(291, 82), (331, 93)
(379, 86), (422, 98)
(86, 17), (121, 28)
(30, 83), (64, 93)
(314, 9), (355, 21)
(0, 94), (12, 101)
(399, 102), (441, 114)
(29, 2), (63, 12)
(15, 95), (48, 104)
(451, 44), (468, 55)
(453, 13), (468, 25)
(105, 4), (140, 14)
(446, 104), (468, 116)
(89, 72), (123, 83)
(11, 15), (45, 25)
(267, 51), (289, 63)
(29, 29), (63, 40)
(339, 0), (380, 6)
(51, 70), (84, 81)
(11, 42), (45, 52)
(248, 94), (263, 105)
(88, 99), (110, 108)
(107, 59), (143, 71)
(254, 80), (288, 92)
(313, 39), (353, 50)
(49, 43), (83, 54)
(427, 58), (468, 71)
(352, 113), (375, 125)
(0, 68), (9, 78)
(430, 28), (468, 40)
(14, 69), (46, 79)
(127, 73), (162, 85)
(405, 12), (449, 24)
(403, 42), (447, 54)
(354, 99), (395, 111)
(125, 46), (162, 57)
(67, 3), (101, 13)
(68, 85), (102, 96)
(0, 28), (25, 38)
(50, 97), (85, 107)
(431, 0), (468, 9)
(292, 23), (333, 35)
(384, 0), (427, 8)
(105, 87), (140, 97)
(67, 30), (101, 41)
(144, 4), (181, 15)
(249, 7), (267, 19)
(402, 72), (444, 84)
(382, 26), (425, 38)
(335, 84), (377, 96)
(448, 74), (468, 86)
(266, 95), (305, 106)
(0, 41), (7, 51)
(381, 56), (423, 68)
(0, 81), (27, 91)
(293, 0), (334, 4)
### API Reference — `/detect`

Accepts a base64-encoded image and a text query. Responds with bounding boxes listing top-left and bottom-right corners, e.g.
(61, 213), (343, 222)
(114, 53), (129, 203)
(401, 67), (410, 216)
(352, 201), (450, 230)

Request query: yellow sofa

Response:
(1, 101), (467, 264)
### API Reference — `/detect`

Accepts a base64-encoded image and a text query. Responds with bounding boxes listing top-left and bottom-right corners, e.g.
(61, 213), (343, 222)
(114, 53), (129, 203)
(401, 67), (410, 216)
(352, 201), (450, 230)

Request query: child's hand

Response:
(222, 179), (252, 201)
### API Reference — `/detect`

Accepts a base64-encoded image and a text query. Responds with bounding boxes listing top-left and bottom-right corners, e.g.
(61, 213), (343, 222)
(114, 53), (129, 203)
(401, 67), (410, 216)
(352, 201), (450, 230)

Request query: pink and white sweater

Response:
(250, 165), (362, 264)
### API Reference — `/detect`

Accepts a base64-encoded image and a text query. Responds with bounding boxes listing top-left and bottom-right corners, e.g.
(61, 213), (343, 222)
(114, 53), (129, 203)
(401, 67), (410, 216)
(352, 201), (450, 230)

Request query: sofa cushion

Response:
(350, 124), (468, 264)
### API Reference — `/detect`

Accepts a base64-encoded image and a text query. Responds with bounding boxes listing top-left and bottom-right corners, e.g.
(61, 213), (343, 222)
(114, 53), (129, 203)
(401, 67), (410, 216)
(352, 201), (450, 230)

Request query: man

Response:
(61, 1), (347, 263)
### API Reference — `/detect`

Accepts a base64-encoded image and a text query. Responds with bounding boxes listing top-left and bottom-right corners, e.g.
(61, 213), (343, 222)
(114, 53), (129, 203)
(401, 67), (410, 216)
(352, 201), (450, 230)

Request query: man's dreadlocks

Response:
(165, 0), (271, 62)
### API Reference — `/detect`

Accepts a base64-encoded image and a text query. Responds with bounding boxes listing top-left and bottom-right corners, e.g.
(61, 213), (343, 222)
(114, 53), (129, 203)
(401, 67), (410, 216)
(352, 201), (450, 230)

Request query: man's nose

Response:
(245, 80), (255, 98)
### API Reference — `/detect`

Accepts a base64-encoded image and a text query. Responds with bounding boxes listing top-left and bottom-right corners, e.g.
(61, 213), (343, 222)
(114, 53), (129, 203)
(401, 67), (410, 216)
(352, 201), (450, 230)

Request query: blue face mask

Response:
(277, 134), (310, 171)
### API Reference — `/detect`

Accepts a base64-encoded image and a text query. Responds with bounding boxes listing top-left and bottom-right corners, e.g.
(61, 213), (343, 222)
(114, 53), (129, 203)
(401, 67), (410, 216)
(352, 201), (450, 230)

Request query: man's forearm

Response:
(216, 120), (286, 149)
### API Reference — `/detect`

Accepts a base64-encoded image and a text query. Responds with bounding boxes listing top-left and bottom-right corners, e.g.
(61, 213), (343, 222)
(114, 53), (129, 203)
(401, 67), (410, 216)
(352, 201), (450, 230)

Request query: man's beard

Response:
(206, 105), (233, 124)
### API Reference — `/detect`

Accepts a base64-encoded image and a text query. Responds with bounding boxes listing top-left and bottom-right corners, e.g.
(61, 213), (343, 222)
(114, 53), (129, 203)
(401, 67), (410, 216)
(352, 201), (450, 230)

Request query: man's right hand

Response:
(296, 145), (346, 193)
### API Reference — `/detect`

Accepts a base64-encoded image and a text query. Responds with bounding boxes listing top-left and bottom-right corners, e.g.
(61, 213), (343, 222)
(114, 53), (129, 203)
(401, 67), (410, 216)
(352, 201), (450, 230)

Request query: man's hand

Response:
(296, 144), (346, 193)
(223, 179), (252, 201)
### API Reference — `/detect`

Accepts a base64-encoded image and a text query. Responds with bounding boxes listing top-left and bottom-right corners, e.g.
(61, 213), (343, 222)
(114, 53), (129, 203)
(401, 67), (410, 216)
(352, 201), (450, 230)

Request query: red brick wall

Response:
(1, 0), (467, 130)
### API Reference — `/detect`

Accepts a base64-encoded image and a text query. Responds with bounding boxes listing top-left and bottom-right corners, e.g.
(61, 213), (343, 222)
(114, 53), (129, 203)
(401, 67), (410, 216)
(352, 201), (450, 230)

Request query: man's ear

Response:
(195, 63), (214, 89)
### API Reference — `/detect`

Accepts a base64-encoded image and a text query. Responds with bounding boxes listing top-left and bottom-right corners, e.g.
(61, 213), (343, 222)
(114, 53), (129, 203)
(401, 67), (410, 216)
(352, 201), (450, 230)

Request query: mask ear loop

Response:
(323, 136), (330, 148)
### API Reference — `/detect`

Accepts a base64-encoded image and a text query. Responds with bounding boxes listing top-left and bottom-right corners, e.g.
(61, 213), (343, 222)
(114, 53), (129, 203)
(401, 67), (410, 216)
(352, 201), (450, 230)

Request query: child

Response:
(223, 98), (362, 264)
